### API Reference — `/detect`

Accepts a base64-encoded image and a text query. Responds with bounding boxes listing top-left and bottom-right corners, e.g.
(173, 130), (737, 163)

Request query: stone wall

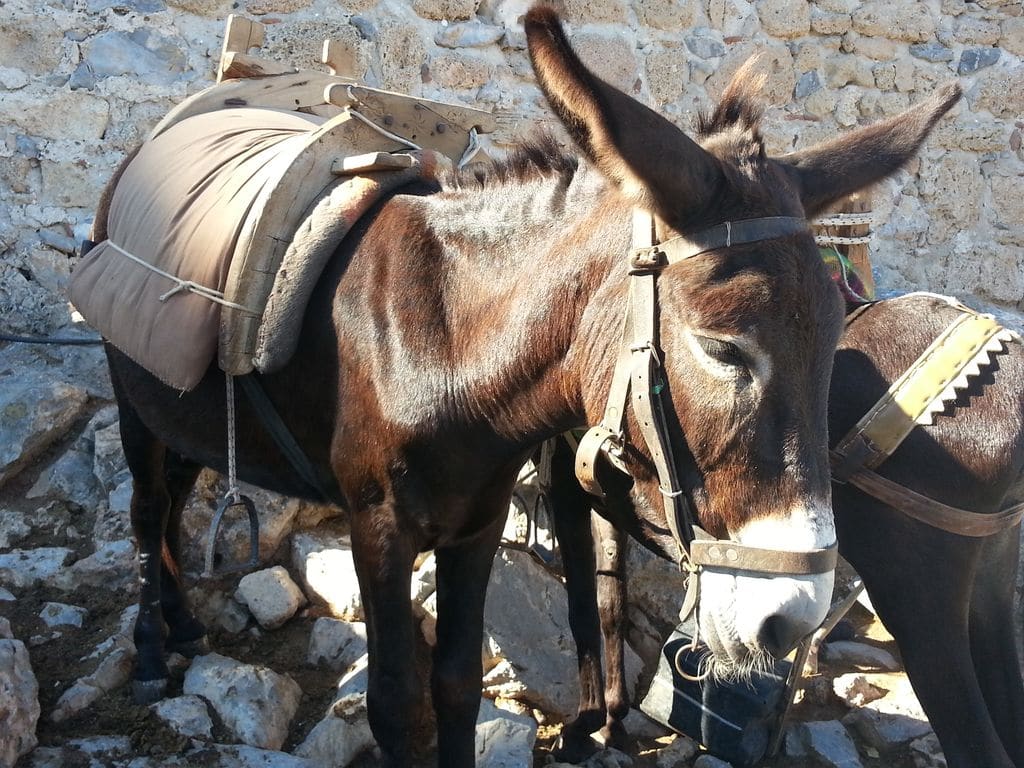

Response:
(0, 0), (1022, 334)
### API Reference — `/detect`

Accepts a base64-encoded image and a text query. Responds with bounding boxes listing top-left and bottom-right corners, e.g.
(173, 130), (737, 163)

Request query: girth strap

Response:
(832, 451), (1024, 537)
(238, 374), (332, 502)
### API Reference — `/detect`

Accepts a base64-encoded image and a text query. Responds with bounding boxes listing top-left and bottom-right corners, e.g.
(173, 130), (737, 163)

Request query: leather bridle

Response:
(573, 208), (839, 621)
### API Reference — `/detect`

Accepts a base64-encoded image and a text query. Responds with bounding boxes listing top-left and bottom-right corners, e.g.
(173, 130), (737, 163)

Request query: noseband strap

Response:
(575, 208), (827, 577)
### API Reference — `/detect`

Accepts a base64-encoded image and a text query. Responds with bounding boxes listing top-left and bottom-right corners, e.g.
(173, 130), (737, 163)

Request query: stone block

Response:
(812, 8), (853, 35)
(307, 617), (368, 672)
(374, 17), (431, 93)
(0, 14), (64, 76)
(910, 43), (955, 62)
(435, 20), (504, 48)
(706, 41), (796, 105)
(646, 42), (688, 106)
(0, 90), (109, 142)
(245, 0), (314, 13)
(842, 32), (899, 60)
(954, 16), (1001, 45)
(852, 2), (936, 42)
(151, 695), (214, 739)
(0, 639), (40, 767)
(236, 565), (307, 630)
(786, 721), (864, 767)
(412, 0), (478, 20)
(989, 174), (1024, 230)
(183, 652), (302, 751)
(970, 64), (1024, 118)
(958, 47), (1001, 74)
(757, 0), (811, 38)
(291, 526), (363, 620)
(932, 119), (1007, 152)
(635, 0), (699, 30)
(824, 53), (875, 88)
(569, 31), (639, 93)
(429, 51), (494, 89)
(1001, 16), (1024, 56)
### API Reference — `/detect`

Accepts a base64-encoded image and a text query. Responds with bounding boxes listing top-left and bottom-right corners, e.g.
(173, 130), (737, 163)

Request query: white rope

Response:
(813, 213), (875, 227)
(225, 372), (241, 503)
(815, 234), (873, 245)
(105, 240), (259, 314)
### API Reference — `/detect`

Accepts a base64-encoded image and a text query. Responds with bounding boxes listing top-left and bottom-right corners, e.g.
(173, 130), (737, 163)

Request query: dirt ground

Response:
(3, 441), (924, 768)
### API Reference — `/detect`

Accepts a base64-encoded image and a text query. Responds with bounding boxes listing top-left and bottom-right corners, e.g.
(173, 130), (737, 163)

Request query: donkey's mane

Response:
(442, 133), (579, 190)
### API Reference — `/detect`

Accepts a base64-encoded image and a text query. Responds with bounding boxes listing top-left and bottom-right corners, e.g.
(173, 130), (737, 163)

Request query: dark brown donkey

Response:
(551, 297), (1024, 768)
(93, 8), (959, 768)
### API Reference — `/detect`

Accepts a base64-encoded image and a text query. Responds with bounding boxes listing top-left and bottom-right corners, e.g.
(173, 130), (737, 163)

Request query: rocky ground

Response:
(1, 332), (948, 768)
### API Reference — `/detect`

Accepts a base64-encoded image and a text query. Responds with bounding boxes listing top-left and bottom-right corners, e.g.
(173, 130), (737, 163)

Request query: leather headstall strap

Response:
(574, 208), (811, 571)
(832, 304), (1023, 537)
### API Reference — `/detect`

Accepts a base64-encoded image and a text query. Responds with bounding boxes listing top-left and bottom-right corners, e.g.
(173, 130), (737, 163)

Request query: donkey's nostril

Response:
(757, 614), (804, 659)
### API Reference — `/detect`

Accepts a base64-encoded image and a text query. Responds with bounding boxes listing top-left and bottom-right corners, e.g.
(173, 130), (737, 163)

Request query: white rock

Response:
(0, 617), (10, 639)
(0, 507), (30, 549)
(52, 539), (136, 592)
(50, 680), (103, 723)
(183, 652), (302, 750)
(188, 585), (251, 635)
(291, 528), (363, 620)
(786, 720), (863, 767)
(151, 694), (214, 739)
(844, 706), (933, 752)
(833, 672), (887, 707)
(51, 646), (134, 722)
(0, 587), (14, 601)
(475, 697), (538, 768)
(294, 692), (376, 767)
(623, 707), (673, 741)
(693, 755), (735, 768)
(481, 549), (581, 718)
(909, 732), (948, 768)
(236, 566), (307, 630)
(307, 617), (368, 672)
(39, 601), (88, 629)
(822, 640), (901, 671)
(0, 638), (40, 766)
(0, 547), (75, 589)
(655, 733), (698, 765)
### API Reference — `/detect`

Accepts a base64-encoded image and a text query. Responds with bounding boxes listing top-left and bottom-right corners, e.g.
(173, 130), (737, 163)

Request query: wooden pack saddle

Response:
(69, 15), (497, 390)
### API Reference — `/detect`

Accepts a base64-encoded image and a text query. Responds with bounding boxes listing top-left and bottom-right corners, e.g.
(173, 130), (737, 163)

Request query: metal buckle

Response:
(629, 245), (667, 272)
(203, 493), (261, 577)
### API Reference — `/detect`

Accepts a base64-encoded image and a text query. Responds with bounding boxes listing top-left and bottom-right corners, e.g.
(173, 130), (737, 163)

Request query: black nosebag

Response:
(639, 617), (792, 768)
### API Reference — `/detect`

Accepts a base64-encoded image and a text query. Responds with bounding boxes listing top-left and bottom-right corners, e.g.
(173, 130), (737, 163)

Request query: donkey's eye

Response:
(696, 336), (746, 368)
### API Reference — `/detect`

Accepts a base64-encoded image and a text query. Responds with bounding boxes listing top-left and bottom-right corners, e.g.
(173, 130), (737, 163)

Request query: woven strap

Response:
(834, 311), (1007, 478)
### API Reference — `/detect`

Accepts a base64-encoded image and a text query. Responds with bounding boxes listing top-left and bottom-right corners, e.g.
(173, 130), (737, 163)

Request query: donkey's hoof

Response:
(551, 732), (600, 764)
(133, 678), (168, 705)
(167, 635), (210, 658)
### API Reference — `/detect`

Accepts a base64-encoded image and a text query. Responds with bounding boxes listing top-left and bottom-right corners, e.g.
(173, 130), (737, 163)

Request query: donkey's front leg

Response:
(432, 512), (506, 767)
(350, 506), (421, 768)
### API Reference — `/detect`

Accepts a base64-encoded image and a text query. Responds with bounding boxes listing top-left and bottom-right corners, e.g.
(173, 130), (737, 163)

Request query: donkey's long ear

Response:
(777, 83), (961, 218)
(524, 5), (722, 225)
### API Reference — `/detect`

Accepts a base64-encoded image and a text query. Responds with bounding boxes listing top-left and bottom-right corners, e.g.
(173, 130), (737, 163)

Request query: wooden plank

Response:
(326, 82), (496, 162)
(219, 51), (297, 81)
(148, 72), (346, 140)
(326, 82), (497, 134)
(219, 112), (408, 374)
(217, 15), (266, 83)
(332, 151), (415, 175)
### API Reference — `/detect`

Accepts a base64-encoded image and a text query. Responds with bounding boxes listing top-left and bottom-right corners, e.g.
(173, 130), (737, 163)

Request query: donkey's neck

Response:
(373, 164), (630, 442)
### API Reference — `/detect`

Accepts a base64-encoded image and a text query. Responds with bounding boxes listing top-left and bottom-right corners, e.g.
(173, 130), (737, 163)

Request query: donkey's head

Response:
(525, 7), (959, 674)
